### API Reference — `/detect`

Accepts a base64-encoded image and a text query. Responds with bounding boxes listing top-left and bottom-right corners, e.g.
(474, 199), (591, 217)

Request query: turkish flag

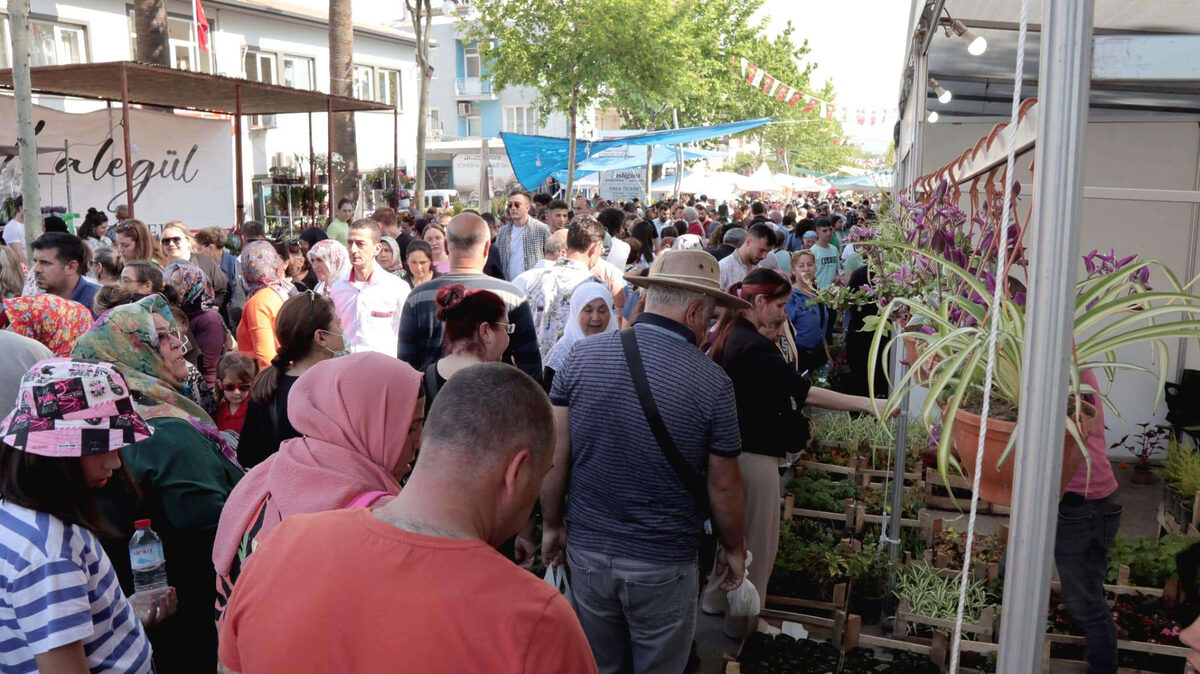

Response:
(196, 0), (210, 52)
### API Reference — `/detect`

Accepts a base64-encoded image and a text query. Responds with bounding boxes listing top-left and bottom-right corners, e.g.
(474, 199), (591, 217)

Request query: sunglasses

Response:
(161, 237), (184, 246)
(221, 383), (251, 393)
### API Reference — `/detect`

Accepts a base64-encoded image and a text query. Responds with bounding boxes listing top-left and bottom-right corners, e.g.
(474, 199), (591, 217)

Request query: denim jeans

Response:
(567, 547), (698, 674)
(1055, 493), (1123, 674)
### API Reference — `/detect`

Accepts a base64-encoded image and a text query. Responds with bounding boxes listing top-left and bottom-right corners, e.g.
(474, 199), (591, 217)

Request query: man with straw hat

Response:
(541, 249), (750, 674)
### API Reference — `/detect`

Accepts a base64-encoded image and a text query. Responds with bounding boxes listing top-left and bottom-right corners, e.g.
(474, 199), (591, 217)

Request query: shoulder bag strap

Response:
(619, 327), (711, 518)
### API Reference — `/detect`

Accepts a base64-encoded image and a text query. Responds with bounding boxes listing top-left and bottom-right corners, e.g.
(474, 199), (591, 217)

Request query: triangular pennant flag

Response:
(787, 92), (803, 106)
(775, 85), (790, 103)
(760, 74), (775, 94)
(746, 62), (758, 85)
(802, 97), (817, 114)
(767, 79), (783, 98)
(750, 70), (765, 88)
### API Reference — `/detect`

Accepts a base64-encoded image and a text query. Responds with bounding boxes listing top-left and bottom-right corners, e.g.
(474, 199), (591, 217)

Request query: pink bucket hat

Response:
(0, 359), (153, 457)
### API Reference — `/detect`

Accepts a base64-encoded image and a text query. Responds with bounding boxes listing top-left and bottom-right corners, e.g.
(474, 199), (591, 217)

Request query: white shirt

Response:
(606, 237), (631, 269)
(718, 250), (754, 291)
(507, 223), (528, 280)
(2, 217), (26, 247)
(841, 243), (857, 261)
(328, 261), (410, 356)
(512, 258), (556, 294)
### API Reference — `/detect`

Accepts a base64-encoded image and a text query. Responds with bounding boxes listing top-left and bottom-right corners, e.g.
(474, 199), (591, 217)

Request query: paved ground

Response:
(694, 461), (1163, 671)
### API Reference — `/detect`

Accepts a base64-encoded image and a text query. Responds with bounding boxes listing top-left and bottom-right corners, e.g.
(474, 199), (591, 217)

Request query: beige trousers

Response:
(723, 451), (782, 637)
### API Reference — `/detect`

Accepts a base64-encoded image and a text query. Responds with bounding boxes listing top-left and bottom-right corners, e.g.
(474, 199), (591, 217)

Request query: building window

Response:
(503, 106), (537, 134)
(466, 115), (482, 137)
(282, 55), (315, 91)
(353, 64), (373, 100)
(462, 42), (480, 79)
(0, 17), (89, 68)
(376, 68), (401, 108)
(429, 47), (438, 78)
(127, 12), (212, 73)
(244, 51), (278, 127)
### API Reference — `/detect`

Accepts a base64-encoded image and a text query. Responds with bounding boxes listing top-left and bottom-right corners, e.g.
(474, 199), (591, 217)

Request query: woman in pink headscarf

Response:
(212, 352), (424, 627)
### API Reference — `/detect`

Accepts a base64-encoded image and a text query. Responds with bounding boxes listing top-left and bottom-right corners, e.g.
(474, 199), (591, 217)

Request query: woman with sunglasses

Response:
(419, 284), (509, 413)
(71, 295), (242, 674)
(113, 219), (168, 267)
(239, 292), (345, 469)
(161, 222), (229, 311)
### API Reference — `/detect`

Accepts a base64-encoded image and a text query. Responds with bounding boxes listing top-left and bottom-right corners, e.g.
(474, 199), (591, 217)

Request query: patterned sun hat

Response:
(0, 359), (153, 457)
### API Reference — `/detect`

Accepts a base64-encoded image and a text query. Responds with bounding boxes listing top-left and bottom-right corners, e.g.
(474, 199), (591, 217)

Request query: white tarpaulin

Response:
(0, 100), (234, 228)
(736, 162), (781, 193)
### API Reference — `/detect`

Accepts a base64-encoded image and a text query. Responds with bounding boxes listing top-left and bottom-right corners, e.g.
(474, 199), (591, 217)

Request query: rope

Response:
(948, 0), (1030, 670)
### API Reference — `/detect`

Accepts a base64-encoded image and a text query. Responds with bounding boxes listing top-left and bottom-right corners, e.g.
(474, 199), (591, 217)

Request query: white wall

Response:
(917, 116), (1200, 454)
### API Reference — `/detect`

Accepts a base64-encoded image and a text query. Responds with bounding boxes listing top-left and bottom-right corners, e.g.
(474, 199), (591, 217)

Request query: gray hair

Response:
(682, 207), (699, 222)
(723, 227), (748, 247)
(645, 284), (715, 316)
(544, 234), (567, 258)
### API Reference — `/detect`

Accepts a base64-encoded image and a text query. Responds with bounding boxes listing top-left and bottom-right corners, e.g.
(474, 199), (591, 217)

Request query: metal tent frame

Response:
(0, 61), (395, 228)
(892, 2), (1200, 670)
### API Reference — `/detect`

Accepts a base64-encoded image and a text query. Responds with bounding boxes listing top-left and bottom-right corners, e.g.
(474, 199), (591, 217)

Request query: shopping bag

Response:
(543, 563), (574, 607)
(726, 551), (760, 617)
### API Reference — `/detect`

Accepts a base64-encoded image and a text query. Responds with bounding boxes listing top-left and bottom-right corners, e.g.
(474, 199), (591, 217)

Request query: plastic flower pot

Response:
(952, 398), (1100, 506)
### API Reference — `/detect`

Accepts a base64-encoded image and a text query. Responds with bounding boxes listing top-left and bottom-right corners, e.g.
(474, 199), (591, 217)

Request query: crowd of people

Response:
(2, 188), (1195, 674)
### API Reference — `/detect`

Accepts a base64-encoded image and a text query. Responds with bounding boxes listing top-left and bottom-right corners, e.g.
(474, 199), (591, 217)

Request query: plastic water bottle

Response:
(128, 519), (168, 617)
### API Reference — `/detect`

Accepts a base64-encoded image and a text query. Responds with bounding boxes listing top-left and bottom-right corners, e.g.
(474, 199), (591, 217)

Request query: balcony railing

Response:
(455, 76), (496, 99)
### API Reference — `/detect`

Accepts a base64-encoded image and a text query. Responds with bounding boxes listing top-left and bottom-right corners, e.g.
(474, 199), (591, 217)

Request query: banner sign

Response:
(451, 150), (516, 197)
(0, 100), (234, 228)
(599, 168), (645, 201)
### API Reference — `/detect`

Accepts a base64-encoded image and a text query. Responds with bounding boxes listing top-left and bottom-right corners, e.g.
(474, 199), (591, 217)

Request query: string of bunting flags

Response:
(730, 56), (895, 127)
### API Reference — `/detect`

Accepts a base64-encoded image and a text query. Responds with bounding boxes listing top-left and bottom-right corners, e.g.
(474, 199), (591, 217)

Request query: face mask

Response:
(317, 329), (349, 358)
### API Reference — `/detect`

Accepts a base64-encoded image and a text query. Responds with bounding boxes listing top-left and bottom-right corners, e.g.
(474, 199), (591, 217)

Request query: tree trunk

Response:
(328, 0), (358, 210)
(410, 0), (432, 211)
(565, 86), (579, 198)
(9, 0), (41, 262)
(134, 0), (170, 67)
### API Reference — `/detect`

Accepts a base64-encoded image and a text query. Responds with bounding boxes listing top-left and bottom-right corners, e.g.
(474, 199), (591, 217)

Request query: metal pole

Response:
(644, 144), (653, 206)
(887, 329), (909, 560)
(308, 112), (315, 221)
(63, 140), (72, 217)
(120, 64), (135, 221)
(327, 98), (334, 223)
(393, 107), (400, 209)
(478, 137), (489, 212)
(912, 52), (929, 192)
(996, 2), (1093, 672)
(234, 84), (244, 228)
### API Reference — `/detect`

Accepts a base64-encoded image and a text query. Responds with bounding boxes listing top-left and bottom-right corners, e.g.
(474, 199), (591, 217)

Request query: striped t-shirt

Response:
(550, 313), (742, 563)
(1, 501), (152, 674)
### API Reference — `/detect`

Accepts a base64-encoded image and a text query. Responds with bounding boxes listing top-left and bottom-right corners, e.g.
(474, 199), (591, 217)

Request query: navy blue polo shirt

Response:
(550, 311), (741, 564)
(69, 276), (100, 316)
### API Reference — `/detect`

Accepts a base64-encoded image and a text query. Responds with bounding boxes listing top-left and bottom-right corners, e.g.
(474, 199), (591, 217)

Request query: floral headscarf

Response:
(239, 240), (291, 300)
(3, 295), (95, 357)
(71, 294), (241, 468)
(163, 261), (215, 316)
(305, 239), (350, 295)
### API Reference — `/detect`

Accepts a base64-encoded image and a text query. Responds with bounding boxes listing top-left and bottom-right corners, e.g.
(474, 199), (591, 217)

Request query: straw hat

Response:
(624, 249), (751, 309)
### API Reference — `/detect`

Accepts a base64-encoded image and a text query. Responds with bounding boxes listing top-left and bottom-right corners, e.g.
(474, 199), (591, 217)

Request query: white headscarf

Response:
(544, 280), (617, 373)
(306, 239), (350, 295)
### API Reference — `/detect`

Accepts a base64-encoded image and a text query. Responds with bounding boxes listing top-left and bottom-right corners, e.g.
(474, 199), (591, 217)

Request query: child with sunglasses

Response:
(214, 353), (258, 436)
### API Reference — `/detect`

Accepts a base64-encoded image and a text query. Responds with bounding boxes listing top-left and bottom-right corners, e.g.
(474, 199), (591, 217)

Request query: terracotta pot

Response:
(1132, 463), (1154, 485)
(951, 399), (1100, 507)
(900, 333), (919, 366)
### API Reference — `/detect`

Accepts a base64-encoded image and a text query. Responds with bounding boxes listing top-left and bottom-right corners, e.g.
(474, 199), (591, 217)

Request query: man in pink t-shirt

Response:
(1054, 369), (1121, 674)
(219, 364), (596, 674)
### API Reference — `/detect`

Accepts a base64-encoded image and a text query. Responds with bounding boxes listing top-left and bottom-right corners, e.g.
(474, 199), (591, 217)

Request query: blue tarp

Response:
(501, 117), (771, 190)
(548, 146), (726, 183)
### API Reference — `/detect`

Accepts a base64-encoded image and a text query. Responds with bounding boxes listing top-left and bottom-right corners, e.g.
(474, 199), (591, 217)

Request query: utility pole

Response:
(10, 0), (41, 262)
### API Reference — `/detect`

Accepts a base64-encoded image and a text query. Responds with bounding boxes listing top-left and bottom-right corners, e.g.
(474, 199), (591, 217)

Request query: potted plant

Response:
(1160, 435), (1200, 528)
(864, 183), (1200, 506)
(846, 545), (894, 624)
(1111, 423), (1168, 485)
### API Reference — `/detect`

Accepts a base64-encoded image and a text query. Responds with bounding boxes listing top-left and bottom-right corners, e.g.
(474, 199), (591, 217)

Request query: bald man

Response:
(398, 213), (543, 379)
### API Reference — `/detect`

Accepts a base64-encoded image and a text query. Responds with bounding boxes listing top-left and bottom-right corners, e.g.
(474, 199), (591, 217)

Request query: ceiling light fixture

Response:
(929, 77), (952, 104)
(951, 19), (987, 56)
(927, 110), (939, 123)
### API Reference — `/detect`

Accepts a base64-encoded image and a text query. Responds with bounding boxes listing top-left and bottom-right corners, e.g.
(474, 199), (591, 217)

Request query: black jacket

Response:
(715, 319), (811, 457)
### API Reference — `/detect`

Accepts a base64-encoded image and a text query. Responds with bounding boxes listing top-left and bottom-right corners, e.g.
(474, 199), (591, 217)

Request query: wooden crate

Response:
(923, 468), (1004, 513)
(765, 581), (849, 615)
(783, 492), (857, 529)
(895, 597), (998, 643)
(1049, 564), (1176, 600)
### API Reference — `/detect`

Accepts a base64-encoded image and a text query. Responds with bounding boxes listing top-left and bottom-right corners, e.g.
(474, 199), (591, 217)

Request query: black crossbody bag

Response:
(619, 328), (713, 529)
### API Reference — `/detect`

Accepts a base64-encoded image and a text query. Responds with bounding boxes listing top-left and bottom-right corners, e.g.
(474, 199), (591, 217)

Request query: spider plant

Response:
(864, 241), (1200, 491)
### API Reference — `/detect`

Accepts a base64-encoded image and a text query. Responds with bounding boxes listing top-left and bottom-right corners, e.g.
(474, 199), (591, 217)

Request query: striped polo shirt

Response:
(397, 272), (542, 379)
(550, 312), (742, 563)
(1, 501), (152, 674)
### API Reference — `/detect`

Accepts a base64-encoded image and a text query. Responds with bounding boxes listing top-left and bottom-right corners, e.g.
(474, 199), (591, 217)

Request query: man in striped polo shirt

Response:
(398, 212), (541, 379)
(541, 249), (749, 674)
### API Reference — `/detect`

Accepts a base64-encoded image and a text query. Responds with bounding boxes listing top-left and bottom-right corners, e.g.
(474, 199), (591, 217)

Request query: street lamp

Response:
(929, 77), (952, 104)
(951, 19), (988, 56)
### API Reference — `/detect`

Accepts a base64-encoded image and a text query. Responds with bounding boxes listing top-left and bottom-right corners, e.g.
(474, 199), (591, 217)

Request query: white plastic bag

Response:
(726, 551), (760, 617)
(543, 563), (574, 607)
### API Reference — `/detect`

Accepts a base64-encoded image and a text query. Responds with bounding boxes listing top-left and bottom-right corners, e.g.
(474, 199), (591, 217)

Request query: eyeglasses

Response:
(221, 383), (251, 393)
(161, 237), (184, 247)
(492, 321), (516, 334)
(155, 327), (190, 354)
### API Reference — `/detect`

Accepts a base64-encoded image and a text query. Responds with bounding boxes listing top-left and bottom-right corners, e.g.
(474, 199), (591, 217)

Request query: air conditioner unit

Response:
(457, 102), (472, 116)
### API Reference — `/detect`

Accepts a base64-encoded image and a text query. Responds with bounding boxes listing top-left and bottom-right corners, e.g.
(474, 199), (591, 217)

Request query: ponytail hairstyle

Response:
(708, 268), (791, 363)
(435, 284), (506, 357)
(250, 291), (336, 404)
(78, 207), (109, 240)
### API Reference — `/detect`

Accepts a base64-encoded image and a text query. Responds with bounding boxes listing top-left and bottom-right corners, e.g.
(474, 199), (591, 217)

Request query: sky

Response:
(754, 0), (912, 153)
